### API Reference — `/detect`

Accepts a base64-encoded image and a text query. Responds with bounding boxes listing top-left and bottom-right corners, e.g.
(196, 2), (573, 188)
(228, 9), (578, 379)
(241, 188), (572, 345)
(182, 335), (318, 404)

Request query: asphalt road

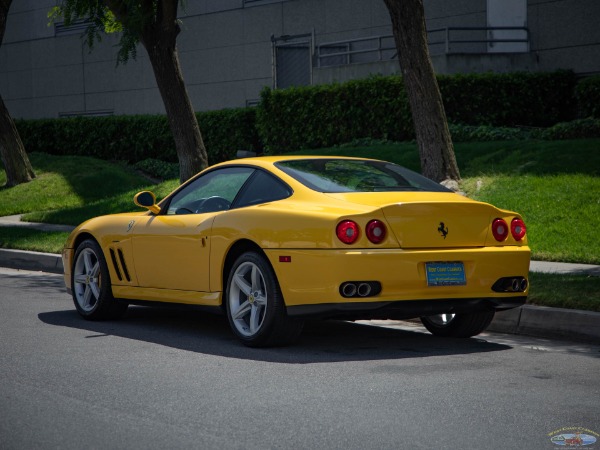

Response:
(1, 268), (599, 450)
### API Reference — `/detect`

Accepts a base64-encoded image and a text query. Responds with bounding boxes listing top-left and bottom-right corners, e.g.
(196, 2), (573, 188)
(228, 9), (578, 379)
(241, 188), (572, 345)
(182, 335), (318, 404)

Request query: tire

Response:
(71, 239), (128, 320)
(225, 251), (303, 347)
(420, 310), (495, 338)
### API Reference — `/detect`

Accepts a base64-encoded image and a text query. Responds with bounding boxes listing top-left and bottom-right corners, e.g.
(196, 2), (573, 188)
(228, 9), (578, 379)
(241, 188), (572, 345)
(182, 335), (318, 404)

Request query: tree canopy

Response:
(51, 0), (208, 183)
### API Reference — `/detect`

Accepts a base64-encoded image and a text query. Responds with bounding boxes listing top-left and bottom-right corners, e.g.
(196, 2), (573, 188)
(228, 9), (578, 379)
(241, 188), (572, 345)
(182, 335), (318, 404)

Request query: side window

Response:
(234, 170), (291, 208)
(167, 167), (255, 215)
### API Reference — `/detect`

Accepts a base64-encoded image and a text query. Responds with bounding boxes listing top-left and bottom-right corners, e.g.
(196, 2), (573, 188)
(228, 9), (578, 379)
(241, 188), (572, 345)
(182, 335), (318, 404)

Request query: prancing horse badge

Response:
(438, 222), (448, 239)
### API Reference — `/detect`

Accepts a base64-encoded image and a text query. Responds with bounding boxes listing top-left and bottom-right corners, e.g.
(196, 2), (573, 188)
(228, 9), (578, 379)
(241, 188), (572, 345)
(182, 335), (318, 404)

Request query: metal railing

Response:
(316, 35), (396, 68)
(428, 26), (530, 54)
(315, 27), (530, 68)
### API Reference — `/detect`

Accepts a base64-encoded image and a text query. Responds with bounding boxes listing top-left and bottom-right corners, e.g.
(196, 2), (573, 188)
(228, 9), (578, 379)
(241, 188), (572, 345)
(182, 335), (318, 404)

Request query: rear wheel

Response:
(225, 251), (303, 347)
(72, 239), (128, 320)
(420, 310), (495, 338)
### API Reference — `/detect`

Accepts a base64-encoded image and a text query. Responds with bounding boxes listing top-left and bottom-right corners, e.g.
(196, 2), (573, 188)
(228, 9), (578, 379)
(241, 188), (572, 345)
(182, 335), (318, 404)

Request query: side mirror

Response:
(134, 191), (161, 214)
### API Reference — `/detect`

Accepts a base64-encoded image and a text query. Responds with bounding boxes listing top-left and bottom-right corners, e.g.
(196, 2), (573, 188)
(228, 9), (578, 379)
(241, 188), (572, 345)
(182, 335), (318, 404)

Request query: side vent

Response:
(109, 247), (132, 283)
(117, 249), (131, 282)
(109, 249), (123, 281)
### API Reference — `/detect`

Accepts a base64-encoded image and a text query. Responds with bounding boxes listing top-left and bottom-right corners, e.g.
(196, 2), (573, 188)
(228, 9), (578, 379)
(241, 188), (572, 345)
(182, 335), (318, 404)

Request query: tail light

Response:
(336, 220), (360, 244)
(511, 218), (527, 241)
(492, 218), (508, 242)
(366, 220), (386, 244)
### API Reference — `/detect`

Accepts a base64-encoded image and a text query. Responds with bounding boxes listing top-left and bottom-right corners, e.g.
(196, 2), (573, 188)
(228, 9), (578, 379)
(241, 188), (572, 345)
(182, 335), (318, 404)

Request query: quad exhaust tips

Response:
(340, 281), (382, 298)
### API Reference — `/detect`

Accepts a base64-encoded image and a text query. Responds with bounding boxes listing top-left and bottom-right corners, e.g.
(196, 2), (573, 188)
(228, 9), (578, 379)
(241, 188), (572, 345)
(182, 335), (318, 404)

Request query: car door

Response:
(131, 166), (255, 292)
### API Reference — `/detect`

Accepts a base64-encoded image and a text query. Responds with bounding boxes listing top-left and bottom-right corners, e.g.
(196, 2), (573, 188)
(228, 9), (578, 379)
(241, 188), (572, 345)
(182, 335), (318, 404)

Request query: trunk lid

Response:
(326, 192), (497, 248)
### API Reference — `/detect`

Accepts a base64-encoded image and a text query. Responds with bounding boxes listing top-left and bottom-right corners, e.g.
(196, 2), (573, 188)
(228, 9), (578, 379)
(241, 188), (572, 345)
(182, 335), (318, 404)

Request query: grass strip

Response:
(527, 272), (600, 312)
(0, 227), (69, 254)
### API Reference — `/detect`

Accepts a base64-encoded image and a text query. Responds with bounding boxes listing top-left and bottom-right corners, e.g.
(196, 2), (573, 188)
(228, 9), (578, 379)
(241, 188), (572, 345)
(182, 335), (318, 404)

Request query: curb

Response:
(488, 305), (600, 343)
(0, 248), (63, 274)
(0, 248), (598, 344)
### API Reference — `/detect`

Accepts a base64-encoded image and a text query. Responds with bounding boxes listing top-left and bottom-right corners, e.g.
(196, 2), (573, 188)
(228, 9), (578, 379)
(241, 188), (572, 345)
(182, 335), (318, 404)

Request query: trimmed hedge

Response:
(15, 107), (260, 165)
(198, 107), (261, 162)
(258, 71), (577, 151)
(14, 70), (593, 162)
(257, 77), (413, 152)
(575, 75), (600, 118)
(537, 118), (600, 140)
(439, 70), (576, 127)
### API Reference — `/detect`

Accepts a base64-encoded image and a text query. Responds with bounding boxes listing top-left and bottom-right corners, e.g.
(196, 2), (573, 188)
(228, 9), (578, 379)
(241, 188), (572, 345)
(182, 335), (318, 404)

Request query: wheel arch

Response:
(221, 239), (268, 307)
(72, 232), (98, 253)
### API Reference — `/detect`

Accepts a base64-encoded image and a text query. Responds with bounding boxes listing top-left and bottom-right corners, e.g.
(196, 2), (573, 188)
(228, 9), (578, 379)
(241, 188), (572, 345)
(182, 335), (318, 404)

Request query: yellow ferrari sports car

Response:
(62, 156), (530, 347)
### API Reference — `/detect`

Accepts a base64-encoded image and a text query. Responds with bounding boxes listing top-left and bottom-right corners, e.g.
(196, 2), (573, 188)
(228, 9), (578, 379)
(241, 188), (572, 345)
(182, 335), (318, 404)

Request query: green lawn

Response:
(527, 272), (600, 312)
(0, 227), (70, 254)
(0, 153), (179, 225)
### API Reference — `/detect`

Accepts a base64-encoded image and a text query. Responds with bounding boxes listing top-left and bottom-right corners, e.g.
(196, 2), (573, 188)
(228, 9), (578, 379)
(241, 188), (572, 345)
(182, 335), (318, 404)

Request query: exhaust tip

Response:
(357, 283), (372, 297)
(511, 279), (521, 292)
(520, 278), (528, 291)
(492, 276), (528, 293)
(341, 282), (357, 298)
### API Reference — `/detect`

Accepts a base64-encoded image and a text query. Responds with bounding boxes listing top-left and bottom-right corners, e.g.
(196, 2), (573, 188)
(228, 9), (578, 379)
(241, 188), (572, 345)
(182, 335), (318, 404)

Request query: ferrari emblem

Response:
(438, 222), (449, 239)
(127, 220), (135, 232)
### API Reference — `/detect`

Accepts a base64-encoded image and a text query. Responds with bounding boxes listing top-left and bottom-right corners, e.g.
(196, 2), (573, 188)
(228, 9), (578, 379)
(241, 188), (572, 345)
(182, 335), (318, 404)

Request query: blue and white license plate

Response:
(426, 262), (466, 287)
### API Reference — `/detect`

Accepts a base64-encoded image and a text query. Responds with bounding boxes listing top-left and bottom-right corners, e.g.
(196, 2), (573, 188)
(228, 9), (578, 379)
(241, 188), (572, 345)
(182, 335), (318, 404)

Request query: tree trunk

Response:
(383, 0), (460, 183)
(142, 33), (208, 183)
(0, 0), (35, 187)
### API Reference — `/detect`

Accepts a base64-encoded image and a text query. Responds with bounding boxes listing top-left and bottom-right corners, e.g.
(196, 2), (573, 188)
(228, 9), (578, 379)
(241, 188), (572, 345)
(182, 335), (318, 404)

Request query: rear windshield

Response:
(275, 159), (451, 193)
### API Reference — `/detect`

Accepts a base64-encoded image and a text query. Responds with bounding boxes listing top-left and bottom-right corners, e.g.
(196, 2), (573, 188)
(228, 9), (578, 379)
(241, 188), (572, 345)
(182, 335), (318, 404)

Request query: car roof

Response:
(212, 155), (379, 170)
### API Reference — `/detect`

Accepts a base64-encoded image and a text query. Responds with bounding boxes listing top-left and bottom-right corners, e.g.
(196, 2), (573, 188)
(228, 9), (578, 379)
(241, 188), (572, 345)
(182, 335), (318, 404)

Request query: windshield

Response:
(275, 159), (451, 193)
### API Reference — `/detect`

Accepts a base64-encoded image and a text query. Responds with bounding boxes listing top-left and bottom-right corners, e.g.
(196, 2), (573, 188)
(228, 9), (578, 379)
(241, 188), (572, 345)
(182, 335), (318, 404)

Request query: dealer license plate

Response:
(426, 262), (466, 287)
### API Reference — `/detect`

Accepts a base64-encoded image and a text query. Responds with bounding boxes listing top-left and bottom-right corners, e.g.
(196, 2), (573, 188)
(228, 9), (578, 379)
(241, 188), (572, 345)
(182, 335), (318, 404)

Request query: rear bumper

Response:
(287, 296), (526, 320)
(265, 246), (530, 311)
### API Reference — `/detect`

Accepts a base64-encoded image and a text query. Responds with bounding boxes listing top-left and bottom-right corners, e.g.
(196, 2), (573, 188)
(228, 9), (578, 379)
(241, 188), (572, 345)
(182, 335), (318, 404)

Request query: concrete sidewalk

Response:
(1, 215), (599, 343)
(0, 214), (75, 232)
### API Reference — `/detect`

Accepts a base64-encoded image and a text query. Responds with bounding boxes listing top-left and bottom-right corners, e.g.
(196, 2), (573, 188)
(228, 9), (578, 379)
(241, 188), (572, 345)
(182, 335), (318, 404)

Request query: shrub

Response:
(537, 118), (600, 140)
(198, 107), (261, 162)
(439, 70), (576, 127)
(449, 124), (533, 142)
(257, 76), (413, 152)
(575, 75), (600, 118)
(16, 107), (260, 166)
(257, 71), (577, 151)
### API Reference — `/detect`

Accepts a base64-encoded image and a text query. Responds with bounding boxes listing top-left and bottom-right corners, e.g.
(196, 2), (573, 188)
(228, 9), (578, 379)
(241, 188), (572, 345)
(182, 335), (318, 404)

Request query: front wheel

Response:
(225, 252), (303, 347)
(420, 310), (495, 338)
(72, 239), (128, 320)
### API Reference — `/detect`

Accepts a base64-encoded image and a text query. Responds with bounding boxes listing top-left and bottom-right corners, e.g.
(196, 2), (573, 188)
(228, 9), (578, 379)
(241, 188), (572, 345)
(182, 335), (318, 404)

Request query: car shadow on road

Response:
(38, 304), (512, 363)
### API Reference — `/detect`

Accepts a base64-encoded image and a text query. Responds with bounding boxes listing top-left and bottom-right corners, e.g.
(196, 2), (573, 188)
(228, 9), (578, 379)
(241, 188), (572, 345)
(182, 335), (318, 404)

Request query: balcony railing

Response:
(316, 27), (530, 68)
